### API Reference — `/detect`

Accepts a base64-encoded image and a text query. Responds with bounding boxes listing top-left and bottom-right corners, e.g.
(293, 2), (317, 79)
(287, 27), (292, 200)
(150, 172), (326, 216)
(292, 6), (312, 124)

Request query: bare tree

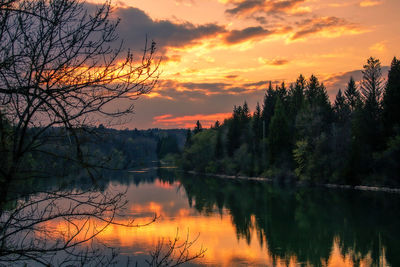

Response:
(145, 230), (206, 267)
(0, 0), (165, 264)
(0, 0), (159, 203)
(0, 188), (157, 266)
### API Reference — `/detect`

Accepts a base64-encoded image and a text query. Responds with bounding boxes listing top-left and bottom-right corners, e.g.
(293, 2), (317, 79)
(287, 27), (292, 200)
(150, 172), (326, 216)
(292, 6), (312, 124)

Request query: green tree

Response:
(360, 57), (384, 152)
(252, 102), (262, 150)
(215, 128), (223, 159)
(288, 75), (305, 120)
(344, 77), (361, 112)
(185, 129), (192, 147)
(268, 98), (290, 167)
(226, 106), (241, 156)
(360, 57), (384, 103)
(333, 89), (350, 124)
(261, 82), (277, 139)
(157, 135), (179, 158)
(382, 57), (400, 139)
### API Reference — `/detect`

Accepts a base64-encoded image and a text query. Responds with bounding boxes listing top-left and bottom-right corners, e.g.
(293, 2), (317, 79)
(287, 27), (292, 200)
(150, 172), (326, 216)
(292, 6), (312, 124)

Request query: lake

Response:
(23, 166), (400, 266)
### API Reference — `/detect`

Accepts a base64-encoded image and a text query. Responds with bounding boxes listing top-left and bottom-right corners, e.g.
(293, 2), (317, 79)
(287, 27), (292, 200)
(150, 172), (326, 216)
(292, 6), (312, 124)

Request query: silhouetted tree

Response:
(261, 82), (277, 139)
(288, 75), (305, 120)
(382, 57), (400, 139)
(360, 57), (384, 103)
(0, 0), (159, 264)
(360, 57), (384, 151)
(344, 77), (361, 112)
(252, 102), (262, 152)
(333, 89), (350, 124)
(268, 98), (290, 166)
(193, 120), (203, 134)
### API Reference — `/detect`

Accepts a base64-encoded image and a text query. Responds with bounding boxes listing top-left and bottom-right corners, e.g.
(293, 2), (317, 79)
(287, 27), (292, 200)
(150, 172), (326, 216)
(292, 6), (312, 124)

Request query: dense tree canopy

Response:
(181, 56), (400, 187)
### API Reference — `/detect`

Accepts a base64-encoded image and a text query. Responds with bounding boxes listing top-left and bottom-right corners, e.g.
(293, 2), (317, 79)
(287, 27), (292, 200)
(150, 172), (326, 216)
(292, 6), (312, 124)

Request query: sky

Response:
(90, 0), (400, 129)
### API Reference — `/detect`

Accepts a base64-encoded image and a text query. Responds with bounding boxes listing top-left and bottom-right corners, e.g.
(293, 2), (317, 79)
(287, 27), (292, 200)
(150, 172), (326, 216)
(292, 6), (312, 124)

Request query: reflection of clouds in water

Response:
(85, 179), (389, 266)
(34, 172), (395, 267)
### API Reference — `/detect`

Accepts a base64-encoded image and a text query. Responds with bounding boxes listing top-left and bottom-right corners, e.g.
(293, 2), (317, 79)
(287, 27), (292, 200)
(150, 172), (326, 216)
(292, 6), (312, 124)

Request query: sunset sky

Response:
(92, 0), (400, 129)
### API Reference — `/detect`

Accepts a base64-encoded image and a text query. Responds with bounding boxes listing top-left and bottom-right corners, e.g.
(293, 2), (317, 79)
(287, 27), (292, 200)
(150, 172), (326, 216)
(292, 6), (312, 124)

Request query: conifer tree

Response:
(268, 98), (290, 166)
(333, 89), (350, 124)
(382, 57), (400, 139)
(289, 75), (305, 118)
(252, 102), (262, 157)
(344, 77), (361, 112)
(227, 106), (241, 156)
(360, 57), (384, 103)
(242, 101), (251, 124)
(194, 120), (203, 134)
(277, 82), (287, 102)
(261, 82), (277, 138)
(304, 75), (332, 124)
(305, 75), (320, 107)
(361, 57), (384, 151)
(253, 102), (262, 141)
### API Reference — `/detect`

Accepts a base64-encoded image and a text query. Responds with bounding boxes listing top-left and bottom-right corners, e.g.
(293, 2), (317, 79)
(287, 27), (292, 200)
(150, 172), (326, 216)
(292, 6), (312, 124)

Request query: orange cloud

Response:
(258, 57), (290, 66)
(223, 25), (292, 44)
(153, 113), (232, 128)
(290, 16), (366, 41)
(370, 41), (387, 52)
(359, 0), (383, 7)
(225, 0), (310, 17)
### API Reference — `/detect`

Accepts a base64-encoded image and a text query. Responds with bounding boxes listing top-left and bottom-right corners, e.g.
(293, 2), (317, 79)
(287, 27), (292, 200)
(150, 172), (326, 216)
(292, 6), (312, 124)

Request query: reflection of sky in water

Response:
(91, 178), (389, 266)
(40, 171), (393, 267)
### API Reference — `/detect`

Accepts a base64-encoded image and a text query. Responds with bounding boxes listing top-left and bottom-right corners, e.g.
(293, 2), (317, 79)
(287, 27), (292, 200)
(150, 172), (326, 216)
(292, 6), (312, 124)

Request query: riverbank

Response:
(186, 171), (400, 194)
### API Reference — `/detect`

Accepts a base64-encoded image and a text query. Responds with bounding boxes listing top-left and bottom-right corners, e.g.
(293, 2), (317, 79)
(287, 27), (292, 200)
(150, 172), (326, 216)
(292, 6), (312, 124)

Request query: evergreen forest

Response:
(180, 57), (400, 187)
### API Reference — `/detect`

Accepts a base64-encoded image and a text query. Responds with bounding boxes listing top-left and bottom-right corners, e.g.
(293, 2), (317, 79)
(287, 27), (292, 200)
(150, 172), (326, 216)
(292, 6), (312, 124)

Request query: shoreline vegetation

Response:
(178, 56), (400, 189)
(186, 171), (400, 194)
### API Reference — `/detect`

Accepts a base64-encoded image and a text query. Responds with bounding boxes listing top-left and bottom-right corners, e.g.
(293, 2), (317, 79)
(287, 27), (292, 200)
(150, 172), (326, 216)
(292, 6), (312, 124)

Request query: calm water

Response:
(33, 167), (400, 266)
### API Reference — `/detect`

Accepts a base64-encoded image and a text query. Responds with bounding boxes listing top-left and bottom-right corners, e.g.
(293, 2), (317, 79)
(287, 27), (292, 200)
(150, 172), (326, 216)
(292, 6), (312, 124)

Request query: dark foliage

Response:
(181, 56), (400, 186)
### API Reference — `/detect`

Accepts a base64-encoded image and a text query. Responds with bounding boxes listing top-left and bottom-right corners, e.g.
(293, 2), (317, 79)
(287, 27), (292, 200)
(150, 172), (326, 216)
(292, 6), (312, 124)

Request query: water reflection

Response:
(36, 168), (400, 266)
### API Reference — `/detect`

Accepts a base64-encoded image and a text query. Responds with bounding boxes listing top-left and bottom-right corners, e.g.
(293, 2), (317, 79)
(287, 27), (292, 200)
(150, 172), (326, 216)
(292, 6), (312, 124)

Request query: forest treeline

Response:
(0, 120), (185, 180)
(180, 57), (400, 187)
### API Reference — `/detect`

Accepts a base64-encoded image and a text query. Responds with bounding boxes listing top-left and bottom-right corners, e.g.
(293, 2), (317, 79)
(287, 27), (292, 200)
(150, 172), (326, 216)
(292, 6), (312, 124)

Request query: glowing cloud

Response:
(359, 0), (383, 7)
(290, 16), (366, 41)
(258, 57), (290, 66)
(370, 41), (387, 52)
(153, 113), (232, 128)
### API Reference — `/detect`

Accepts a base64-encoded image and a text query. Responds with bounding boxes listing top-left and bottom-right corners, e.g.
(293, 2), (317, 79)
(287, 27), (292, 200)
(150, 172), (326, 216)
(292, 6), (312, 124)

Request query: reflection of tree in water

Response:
(165, 172), (400, 267)
(1, 167), (203, 266)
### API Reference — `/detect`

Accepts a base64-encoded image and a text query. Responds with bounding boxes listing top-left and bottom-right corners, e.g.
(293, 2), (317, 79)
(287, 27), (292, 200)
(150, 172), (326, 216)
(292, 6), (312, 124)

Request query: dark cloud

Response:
(227, 87), (249, 93)
(152, 79), (272, 101)
(224, 26), (272, 43)
(291, 16), (358, 40)
(254, 16), (268, 24)
(110, 6), (225, 53)
(270, 59), (289, 65)
(323, 66), (389, 100)
(129, 88), (266, 129)
(225, 75), (238, 79)
(181, 82), (230, 91)
(243, 80), (270, 87)
(226, 0), (264, 16)
(225, 0), (307, 17)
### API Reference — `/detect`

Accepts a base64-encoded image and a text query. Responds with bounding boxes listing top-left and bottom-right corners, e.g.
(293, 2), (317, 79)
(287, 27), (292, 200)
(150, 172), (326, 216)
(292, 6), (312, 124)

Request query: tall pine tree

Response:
(382, 57), (400, 139)
(268, 98), (290, 166)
